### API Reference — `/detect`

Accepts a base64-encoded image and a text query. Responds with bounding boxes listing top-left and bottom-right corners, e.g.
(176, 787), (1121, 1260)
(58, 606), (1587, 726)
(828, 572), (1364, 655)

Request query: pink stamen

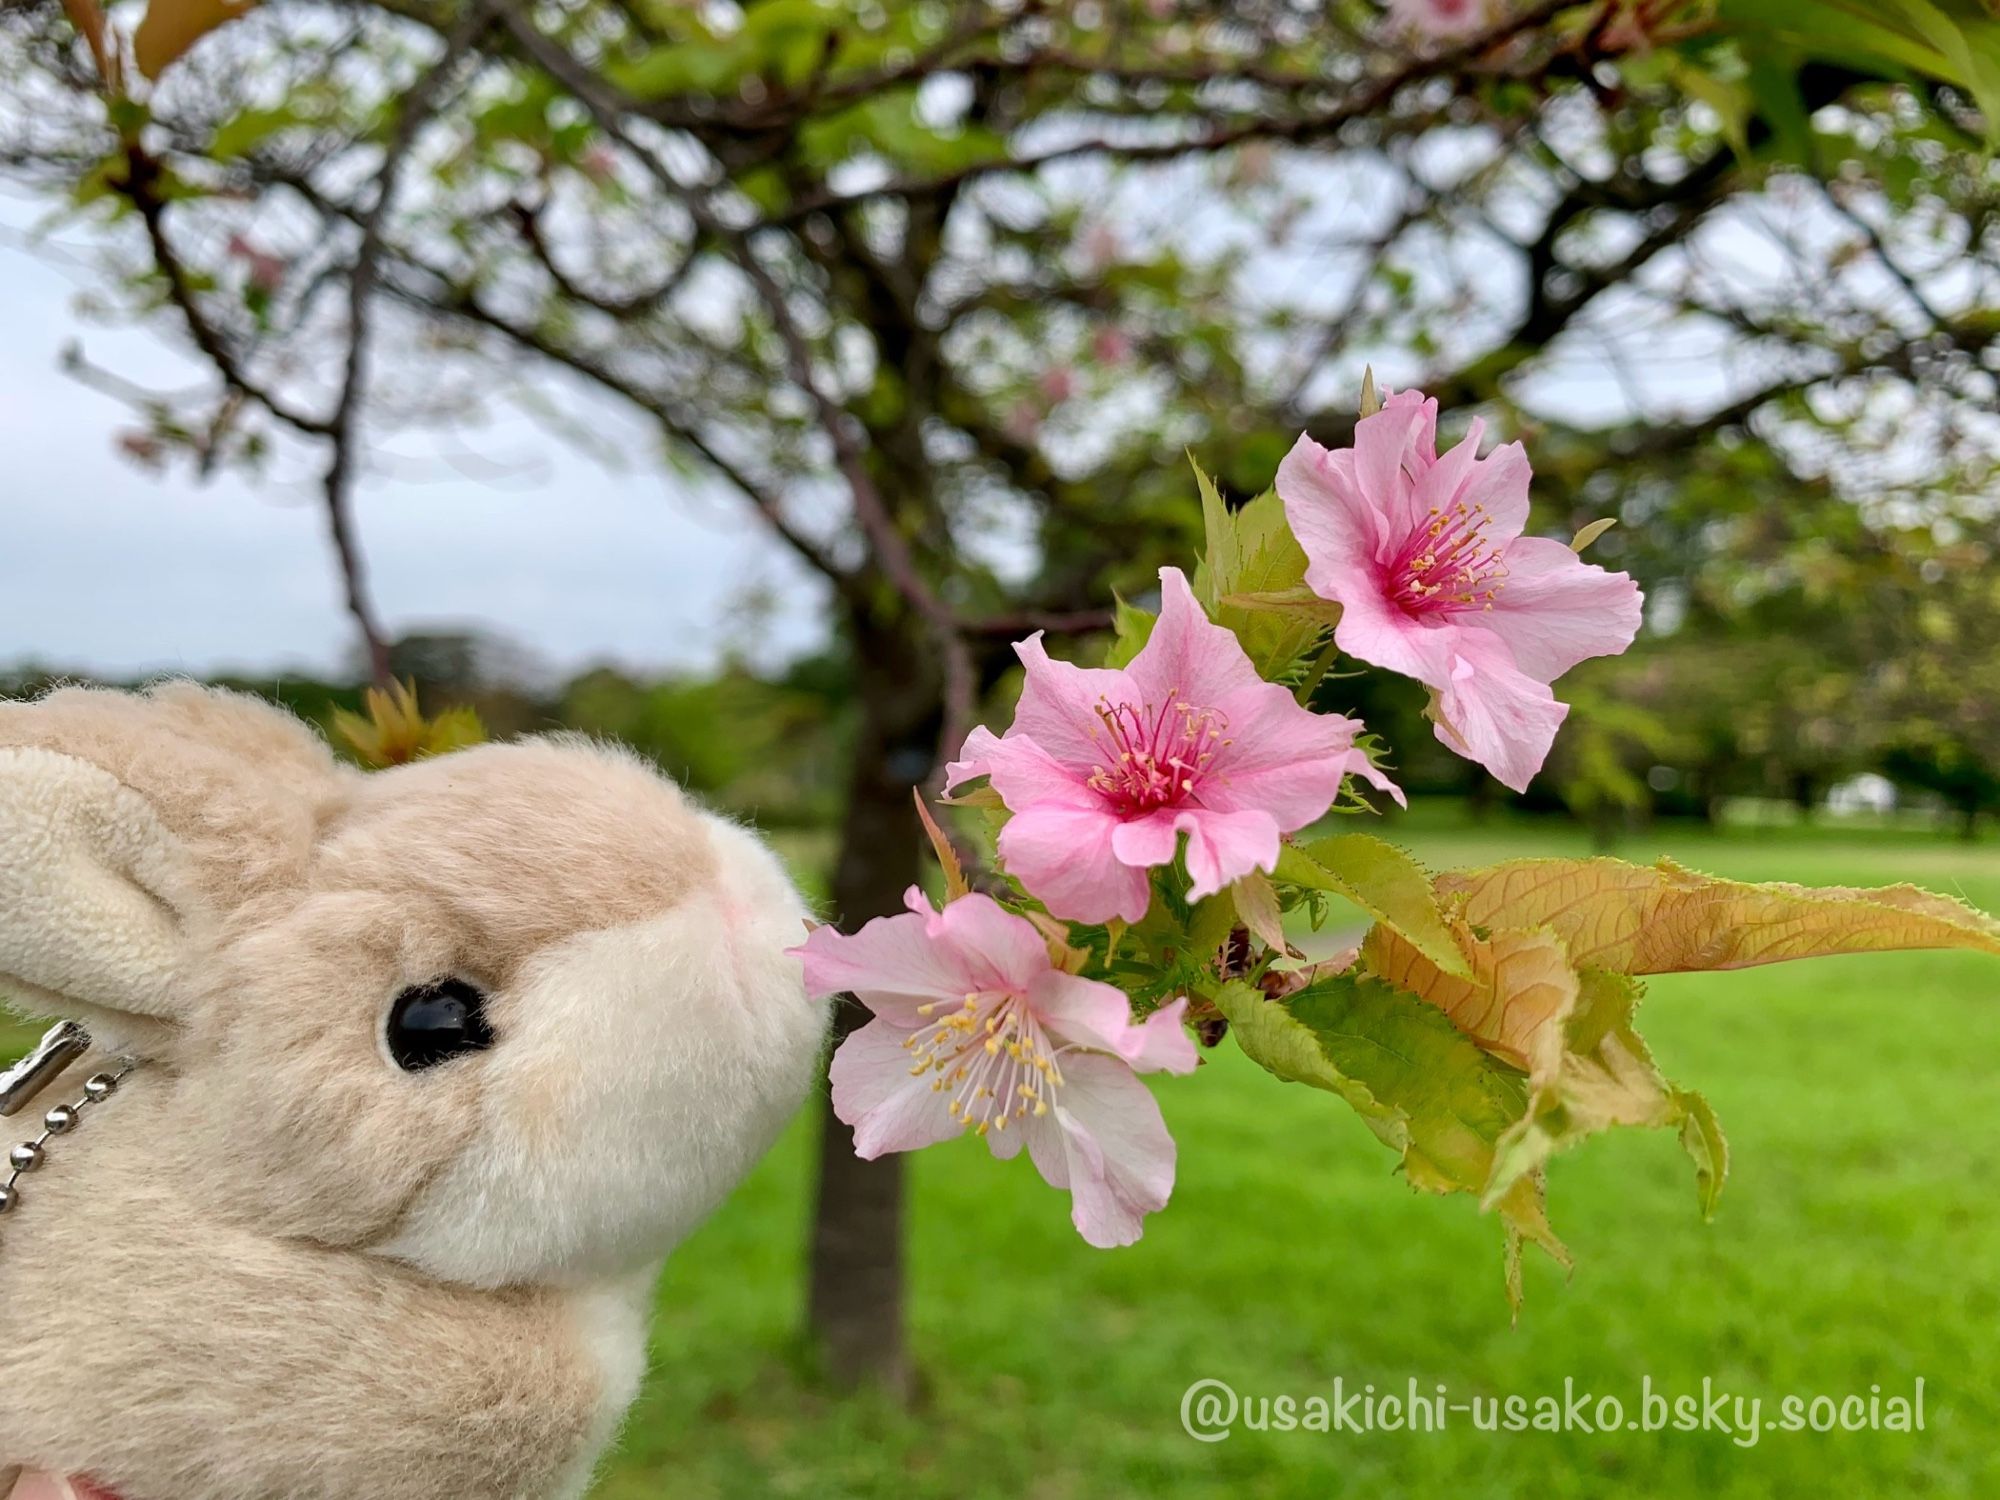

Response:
(1084, 688), (1229, 814)
(1386, 501), (1508, 615)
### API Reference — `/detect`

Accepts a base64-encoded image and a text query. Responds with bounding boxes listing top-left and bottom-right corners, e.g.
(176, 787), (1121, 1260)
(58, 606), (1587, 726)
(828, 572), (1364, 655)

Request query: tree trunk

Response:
(804, 613), (940, 1395)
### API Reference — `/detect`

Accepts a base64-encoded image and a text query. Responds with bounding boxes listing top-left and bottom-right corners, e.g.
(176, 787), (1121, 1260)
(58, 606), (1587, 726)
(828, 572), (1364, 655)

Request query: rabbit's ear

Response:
(0, 682), (346, 1031)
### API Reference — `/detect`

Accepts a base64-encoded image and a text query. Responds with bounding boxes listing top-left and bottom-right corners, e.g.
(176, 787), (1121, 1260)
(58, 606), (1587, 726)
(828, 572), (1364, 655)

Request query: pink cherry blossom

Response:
(792, 889), (1197, 1248)
(1389, 0), (1490, 39)
(1275, 390), (1643, 793)
(948, 566), (1402, 924)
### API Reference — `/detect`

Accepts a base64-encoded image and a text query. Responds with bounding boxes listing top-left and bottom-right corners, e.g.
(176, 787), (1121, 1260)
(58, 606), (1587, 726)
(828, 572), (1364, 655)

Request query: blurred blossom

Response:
(1389, 0), (1491, 39)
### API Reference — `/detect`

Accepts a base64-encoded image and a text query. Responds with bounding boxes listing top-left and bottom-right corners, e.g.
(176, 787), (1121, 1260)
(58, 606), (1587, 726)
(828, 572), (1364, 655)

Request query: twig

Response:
(323, 2), (492, 687)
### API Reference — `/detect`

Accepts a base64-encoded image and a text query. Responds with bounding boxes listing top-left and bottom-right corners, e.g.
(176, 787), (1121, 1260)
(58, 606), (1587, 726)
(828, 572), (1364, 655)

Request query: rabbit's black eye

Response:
(386, 978), (494, 1073)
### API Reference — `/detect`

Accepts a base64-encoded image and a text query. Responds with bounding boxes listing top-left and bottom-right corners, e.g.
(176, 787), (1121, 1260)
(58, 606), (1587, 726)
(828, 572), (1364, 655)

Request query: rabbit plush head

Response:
(0, 682), (829, 1289)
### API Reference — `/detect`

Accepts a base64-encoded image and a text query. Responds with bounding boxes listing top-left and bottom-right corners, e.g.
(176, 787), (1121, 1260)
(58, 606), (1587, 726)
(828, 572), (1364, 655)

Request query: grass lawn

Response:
(5, 810), (1996, 1496)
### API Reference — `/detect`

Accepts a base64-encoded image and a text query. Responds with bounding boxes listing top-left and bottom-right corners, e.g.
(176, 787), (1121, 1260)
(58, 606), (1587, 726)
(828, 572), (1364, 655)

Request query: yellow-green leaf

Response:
(1104, 591), (1156, 669)
(1361, 922), (1578, 1081)
(911, 789), (970, 903)
(1569, 517), (1618, 553)
(1484, 970), (1728, 1220)
(1439, 856), (2000, 974)
(1214, 974), (1568, 1280)
(331, 681), (485, 769)
(1276, 833), (1473, 978)
(1189, 458), (1320, 678)
(1231, 870), (1287, 954)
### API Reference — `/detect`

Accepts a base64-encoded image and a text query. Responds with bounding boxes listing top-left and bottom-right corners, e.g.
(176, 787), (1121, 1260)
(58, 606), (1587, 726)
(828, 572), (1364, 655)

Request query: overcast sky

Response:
(0, 197), (829, 683)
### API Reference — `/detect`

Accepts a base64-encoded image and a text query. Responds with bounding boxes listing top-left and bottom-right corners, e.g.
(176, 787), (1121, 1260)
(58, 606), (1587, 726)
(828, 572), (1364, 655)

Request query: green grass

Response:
(6, 812), (1996, 1496)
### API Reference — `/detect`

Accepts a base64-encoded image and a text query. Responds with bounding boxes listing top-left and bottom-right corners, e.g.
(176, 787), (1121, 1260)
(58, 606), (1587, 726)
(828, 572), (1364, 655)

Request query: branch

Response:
(321, 1), (491, 688)
(499, 8), (984, 768)
(759, 1), (1577, 227)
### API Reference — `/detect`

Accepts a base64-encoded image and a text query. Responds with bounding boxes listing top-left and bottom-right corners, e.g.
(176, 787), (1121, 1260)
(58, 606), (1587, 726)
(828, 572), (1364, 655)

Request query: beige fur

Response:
(0, 684), (829, 1499)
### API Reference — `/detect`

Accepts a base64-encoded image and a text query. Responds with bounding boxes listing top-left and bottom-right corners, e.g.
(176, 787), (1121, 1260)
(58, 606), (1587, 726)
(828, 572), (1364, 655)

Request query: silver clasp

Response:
(0, 1021), (93, 1117)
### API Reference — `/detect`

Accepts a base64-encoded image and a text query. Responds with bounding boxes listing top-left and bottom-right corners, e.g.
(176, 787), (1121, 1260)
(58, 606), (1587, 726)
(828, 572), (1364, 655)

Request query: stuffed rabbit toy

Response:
(0, 683), (830, 1499)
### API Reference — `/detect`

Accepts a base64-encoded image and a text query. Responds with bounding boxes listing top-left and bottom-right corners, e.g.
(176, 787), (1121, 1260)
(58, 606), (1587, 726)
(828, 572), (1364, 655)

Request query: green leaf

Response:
(1276, 833), (1473, 979)
(1214, 974), (1567, 1274)
(1104, 592), (1157, 669)
(1188, 458), (1320, 679)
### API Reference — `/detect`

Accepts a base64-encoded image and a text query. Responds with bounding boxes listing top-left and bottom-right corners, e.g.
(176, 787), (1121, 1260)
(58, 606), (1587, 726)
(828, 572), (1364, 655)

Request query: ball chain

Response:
(0, 1060), (135, 1227)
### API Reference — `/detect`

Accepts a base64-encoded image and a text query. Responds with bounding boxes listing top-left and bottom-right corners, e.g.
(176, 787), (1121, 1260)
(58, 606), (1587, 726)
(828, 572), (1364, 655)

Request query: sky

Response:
(0, 195), (830, 683)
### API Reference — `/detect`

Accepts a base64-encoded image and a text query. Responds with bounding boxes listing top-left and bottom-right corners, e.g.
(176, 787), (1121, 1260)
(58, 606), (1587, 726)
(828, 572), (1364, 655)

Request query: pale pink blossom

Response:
(1091, 326), (1134, 367)
(793, 890), (1197, 1247)
(1390, 0), (1491, 39)
(1039, 365), (1079, 404)
(225, 232), (287, 294)
(1276, 390), (1642, 792)
(948, 566), (1402, 924)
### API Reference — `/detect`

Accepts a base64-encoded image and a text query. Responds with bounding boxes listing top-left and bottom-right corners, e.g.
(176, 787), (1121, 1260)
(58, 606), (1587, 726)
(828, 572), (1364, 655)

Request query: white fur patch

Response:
(547, 1271), (658, 1500)
(0, 746), (191, 1020)
(376, 811), (828, 1287)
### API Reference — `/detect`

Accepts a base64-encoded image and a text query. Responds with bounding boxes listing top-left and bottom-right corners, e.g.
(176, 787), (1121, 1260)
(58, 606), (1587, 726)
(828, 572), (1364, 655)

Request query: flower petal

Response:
(1329, 578), (1456, 689)
(1202, 679), (1356, 829)
(1124, 566), (1262, 711)
(1031, 976), (1199, 1075)
(956, 726), (1098, 813)
(1432, 630), (1571, 793)
(1336, 738), (1408, 808)
(1356, 392), (1438, 545)
(1010, 633), (1140, 773)
(997, 802), (1153, 923)
(1179, 807), (1282, 900)
(1454, 437), (1531, 544)
(1276, 432), (1387, 566)
(1484, 535), (1644, 682)
(1028, 1052), (1178, 1248)
(791, 910), (971, 1024)
(927, 892), (1062, 995)
(1109, 808), (1183, 869)
(943, 724), (1003, 787)
(829, 1018), (964, 1158)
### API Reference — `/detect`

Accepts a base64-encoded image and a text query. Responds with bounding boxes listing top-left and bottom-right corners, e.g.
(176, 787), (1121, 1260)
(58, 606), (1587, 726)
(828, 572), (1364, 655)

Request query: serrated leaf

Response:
(1219, 585), (1345, 627)
(912, 789), (969, 903)
(1438, 856), (2000, 973)
(1483, 970), (1729, 1219)
(1361, 922), (1579, 1080)
(1214, 974), (1567, 1273)
(1189, 458), (1320, 678)
(1276, 833), (1472, 979)
(134, 0), (258, 80)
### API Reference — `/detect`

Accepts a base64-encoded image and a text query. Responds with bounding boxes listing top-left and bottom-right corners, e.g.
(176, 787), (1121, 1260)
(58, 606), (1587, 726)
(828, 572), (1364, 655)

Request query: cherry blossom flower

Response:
(793, 890), (1197, 1247)
(948, 566), (1401, 924)
(1276, 390), (1643, 792)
